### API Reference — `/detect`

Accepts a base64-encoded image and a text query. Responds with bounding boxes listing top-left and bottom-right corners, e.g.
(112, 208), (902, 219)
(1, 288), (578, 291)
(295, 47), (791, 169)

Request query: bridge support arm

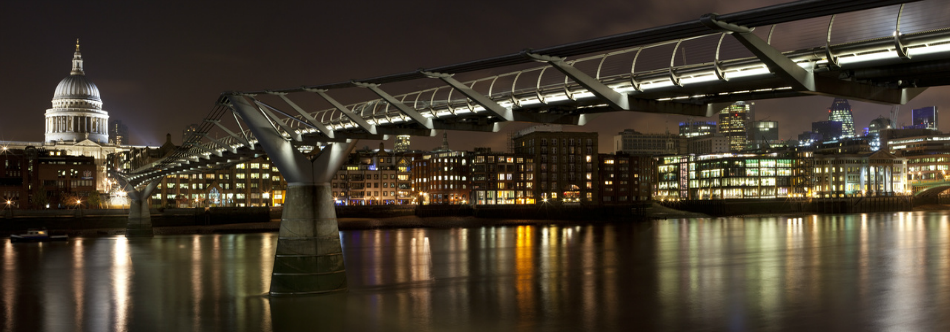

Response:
(206, 119), (254, 149)
(192, 142), (222, 158)
(700, 13), (815, 91)
(524, 52), (630, 111)
(270, 93), (335, 138)
(308, 89), (377, 134)
(228, 94), (354, 295)
(252, 99), (303, 142)
(421, 71), (514, 121)
(353, 82), (434, 129)
(202, 133), (238, 154)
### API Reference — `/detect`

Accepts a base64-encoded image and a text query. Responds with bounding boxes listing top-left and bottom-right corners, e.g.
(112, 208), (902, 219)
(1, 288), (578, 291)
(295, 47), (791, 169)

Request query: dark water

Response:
(3, 212), (950, 331)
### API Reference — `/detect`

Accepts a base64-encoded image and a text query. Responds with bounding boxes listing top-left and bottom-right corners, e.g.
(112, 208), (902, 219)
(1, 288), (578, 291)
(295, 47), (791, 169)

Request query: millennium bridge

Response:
(114, 0), (950, 294)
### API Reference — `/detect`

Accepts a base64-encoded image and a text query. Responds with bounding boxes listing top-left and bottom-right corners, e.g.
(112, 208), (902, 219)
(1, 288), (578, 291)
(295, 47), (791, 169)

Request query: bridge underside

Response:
(115, 0), (950, 295)
(914, 185), (950, 198)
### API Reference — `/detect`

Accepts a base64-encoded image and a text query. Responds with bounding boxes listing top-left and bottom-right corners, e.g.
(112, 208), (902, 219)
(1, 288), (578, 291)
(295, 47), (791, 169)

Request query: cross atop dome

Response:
(71, 38), (84, 76)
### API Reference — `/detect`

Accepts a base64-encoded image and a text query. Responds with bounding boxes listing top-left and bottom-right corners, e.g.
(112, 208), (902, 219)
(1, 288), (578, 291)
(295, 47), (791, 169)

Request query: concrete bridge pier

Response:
(113, 171), (162, 237)
(229, 95), (355, 295)
(126, 180), (161, 237)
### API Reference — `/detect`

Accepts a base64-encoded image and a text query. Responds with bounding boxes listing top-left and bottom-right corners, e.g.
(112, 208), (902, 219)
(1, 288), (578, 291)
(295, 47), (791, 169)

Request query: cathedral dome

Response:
(45, 39), (109, 144)
(54, 75), (101, 101)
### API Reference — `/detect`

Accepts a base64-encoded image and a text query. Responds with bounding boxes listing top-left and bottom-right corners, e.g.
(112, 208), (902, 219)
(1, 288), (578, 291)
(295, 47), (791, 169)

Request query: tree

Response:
(86, 190), (101, 209)
(61, 193), (81, 209)
(32, 191), (48, 209)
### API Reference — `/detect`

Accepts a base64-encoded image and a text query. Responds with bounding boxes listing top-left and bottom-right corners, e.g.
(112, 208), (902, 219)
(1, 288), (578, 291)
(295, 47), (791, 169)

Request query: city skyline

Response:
(2, 0), (949, 153)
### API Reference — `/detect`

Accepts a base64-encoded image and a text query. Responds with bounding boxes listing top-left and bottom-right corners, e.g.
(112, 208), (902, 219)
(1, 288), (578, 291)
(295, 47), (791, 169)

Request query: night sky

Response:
(2, 0), (948, 153)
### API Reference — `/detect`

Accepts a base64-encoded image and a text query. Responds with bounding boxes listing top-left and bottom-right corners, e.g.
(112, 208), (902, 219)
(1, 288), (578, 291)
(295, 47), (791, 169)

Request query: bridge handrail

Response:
(125, 0), (950, 183)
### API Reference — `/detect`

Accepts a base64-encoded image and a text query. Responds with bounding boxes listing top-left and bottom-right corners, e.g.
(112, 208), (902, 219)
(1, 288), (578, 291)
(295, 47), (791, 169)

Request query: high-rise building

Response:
(394, 135), (411, 153)
(688, 134), (730, 154)
(751, 120), (778, 149)
(613, 129), (686, 155)
(182, 124), (199, 144)
(718, 101), (752, 152)
(912, 106), (938, 130)
(109, 119), (129, 145)
(867, 116), (894, 151)
(812, 120), (844, 141)
(678, 120), (717, 138)
(828, 98), (856, 138)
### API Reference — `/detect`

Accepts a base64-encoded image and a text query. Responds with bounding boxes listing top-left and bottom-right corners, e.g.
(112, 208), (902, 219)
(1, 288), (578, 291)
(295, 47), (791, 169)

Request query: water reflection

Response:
(4, 213), (950, 331)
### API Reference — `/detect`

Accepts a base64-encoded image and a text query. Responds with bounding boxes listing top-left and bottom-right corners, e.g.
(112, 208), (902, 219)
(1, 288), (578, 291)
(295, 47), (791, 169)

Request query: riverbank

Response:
(3, 216), (651, 237)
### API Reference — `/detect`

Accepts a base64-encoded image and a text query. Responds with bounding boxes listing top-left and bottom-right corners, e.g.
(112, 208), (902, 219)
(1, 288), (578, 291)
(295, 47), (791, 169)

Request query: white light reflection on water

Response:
(191, 235), (202, 332)
(72, 238), (84, 331)
(2, 240), (14, 332)
(112, 237), (130, 332)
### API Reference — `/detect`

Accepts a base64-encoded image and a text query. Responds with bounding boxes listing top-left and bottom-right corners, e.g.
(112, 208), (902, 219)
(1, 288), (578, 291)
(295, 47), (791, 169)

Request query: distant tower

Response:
(718, 101), (752, 152)
(433, 131), (451, 152)
(867, 116), (894, 151)
(182, 123), (199, 144)
(45, 39), (110, 144)
(394, 135), (411, 153)
(110, 119), (129, 145)
(911, 106), (938, 130)
(828, 98), (856, 138)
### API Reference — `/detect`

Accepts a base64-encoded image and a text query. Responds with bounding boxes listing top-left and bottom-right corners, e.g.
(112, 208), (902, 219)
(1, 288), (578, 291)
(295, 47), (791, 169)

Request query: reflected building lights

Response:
(3, 240), (14, 332)
(112, 238), (130, 332)
(72, 239), (84, 331)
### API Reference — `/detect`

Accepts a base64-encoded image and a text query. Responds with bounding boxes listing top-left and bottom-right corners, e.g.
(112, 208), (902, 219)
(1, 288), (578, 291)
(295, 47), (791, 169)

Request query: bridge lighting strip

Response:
(837, 50), (898, 65)
(910, 42), (950, 56)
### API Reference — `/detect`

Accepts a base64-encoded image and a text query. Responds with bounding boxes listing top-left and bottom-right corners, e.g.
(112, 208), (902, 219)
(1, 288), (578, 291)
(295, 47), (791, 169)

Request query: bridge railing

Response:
(126, 0), (950, 183)
(262, 2), (950, 135)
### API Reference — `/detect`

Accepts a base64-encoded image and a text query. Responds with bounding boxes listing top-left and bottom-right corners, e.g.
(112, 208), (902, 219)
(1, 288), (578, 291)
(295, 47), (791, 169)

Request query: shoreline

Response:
(7, 205), (950, 238)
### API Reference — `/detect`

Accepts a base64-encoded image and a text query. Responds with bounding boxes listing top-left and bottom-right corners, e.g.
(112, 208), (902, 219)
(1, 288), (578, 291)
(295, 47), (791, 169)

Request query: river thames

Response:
(3, 212), (950, 331)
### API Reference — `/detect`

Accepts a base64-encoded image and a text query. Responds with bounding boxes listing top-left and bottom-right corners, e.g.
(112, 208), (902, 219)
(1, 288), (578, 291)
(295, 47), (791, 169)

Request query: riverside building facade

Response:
(513, 127), (598, 204)
(331, 145), (414, 205)
(655, 153), (801, 200)
(0, 147), (97, 209)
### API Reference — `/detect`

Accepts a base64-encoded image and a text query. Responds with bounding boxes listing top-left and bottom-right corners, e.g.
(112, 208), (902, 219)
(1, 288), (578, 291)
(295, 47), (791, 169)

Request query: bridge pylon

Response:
(228, 95), (354, 295)
(112, 171), (163, 237)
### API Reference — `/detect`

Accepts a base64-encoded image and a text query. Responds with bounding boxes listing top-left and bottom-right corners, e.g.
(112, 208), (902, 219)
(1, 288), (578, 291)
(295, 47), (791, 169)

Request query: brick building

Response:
(471, 148), (531, 205)
(597, 153), (654, 204)
(412, 150), (471, 204)
(513, 126), (598, 204)
(0, 146), (97, 209)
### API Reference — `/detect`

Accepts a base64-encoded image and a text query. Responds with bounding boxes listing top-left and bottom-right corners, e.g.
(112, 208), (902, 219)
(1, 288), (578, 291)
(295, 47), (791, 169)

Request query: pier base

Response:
(126, 198), (154, 237)
(270, 183), (346, 295)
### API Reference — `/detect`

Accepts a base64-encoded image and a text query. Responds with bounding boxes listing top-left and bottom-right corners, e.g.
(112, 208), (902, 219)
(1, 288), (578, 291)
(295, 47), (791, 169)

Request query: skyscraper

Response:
(750, 120), (778, 150)
(828, 98), (856, 138)
(867, 116), (894, 151)
(912, 106), (938, 130)
(812, 120), (844, 141)
(718, 101), (752, 152)
(678, 120), (717, 138)
(394, 135), (411, 153)
(110, 119), (129, 145)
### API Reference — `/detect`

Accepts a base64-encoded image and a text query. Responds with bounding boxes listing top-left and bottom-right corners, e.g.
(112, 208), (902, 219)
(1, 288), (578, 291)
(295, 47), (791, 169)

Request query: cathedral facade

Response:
(1, 41), (125, 193)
